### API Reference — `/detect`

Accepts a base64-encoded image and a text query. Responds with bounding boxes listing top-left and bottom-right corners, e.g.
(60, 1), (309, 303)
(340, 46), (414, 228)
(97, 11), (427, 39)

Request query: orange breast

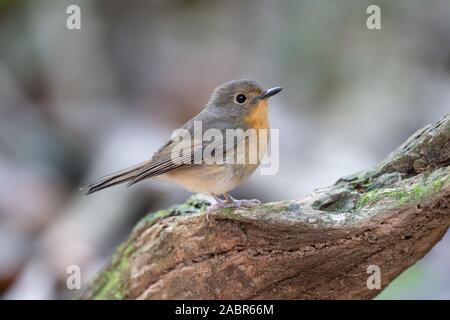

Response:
(243, 100), (270, 163)
(244, 100), (269, 130)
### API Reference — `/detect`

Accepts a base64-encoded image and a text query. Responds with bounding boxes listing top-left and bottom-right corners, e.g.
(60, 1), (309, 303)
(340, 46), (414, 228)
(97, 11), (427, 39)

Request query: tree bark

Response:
(81, 115), (449, 300)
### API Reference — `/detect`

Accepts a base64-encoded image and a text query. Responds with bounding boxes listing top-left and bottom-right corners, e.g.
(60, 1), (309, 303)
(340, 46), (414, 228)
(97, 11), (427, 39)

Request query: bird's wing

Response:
(127, 140), (196, 185)
(128, 111), (246, 185)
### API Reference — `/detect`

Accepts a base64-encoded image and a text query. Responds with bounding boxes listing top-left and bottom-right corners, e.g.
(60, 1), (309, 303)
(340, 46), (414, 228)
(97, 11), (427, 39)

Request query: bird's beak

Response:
(258, 87), (283, 100)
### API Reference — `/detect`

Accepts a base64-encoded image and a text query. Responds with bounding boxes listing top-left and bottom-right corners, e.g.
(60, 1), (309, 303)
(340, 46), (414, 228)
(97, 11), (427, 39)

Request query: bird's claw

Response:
(228, 198), (261, 207)
(205, 194), (261, 222)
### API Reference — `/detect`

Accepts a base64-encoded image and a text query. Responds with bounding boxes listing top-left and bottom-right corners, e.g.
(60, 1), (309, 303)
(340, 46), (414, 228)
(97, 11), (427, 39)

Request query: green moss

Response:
(220, 207), (236, 214)
(93, 242), (135, 300)
(139, 208), (173, 225)
(354, 173), (448, 211)
(170, 196), (210, 214)
(432, 177), (446, 192)
(136, 195), (211, 230)
(212, 207), (243, 220)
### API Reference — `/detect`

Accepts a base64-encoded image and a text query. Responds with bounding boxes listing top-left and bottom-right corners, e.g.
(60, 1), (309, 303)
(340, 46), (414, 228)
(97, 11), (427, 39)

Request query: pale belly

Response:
(161, 163), (257, 194)
(160, 130), (269, 195)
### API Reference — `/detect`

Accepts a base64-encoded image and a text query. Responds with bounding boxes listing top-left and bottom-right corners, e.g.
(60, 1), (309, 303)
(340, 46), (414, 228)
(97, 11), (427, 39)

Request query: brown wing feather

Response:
(127, 140), (199, 186)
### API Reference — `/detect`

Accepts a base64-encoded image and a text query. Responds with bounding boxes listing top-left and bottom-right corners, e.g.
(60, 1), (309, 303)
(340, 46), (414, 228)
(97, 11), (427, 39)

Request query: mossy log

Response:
(81, 115), (449, 300)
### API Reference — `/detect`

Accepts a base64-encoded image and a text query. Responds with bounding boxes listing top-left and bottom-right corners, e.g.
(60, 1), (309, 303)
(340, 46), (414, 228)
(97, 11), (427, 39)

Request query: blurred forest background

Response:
(0, 0), (449, 299)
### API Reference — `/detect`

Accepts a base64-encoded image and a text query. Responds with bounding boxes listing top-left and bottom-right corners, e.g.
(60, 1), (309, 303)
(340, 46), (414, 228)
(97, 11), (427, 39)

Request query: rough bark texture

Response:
(81, 115), (449, 300)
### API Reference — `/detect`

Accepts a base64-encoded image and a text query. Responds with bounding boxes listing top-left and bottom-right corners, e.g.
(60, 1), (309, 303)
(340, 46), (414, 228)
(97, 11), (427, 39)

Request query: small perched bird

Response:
(85, 79), (282, 214)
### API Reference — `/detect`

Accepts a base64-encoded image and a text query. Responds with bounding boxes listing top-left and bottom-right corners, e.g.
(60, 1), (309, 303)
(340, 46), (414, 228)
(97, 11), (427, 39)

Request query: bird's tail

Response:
(82, 161), (148, 195)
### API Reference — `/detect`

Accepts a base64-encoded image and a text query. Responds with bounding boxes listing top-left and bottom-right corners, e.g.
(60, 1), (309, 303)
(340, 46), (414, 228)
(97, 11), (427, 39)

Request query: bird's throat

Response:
(244, 100), (269, 130)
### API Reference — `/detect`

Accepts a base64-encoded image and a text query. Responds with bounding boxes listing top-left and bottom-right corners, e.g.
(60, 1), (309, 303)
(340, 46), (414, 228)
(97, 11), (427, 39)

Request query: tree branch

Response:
(81, 115), (449, 300)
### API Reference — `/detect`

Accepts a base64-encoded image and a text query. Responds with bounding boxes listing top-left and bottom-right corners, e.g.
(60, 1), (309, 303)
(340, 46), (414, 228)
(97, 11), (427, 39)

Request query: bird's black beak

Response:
(259, 87), (283, 100)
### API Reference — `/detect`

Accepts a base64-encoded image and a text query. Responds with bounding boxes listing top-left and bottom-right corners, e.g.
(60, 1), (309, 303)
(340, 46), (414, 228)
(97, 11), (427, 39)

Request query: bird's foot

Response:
(205, 194), (261, 221)
(226, 198), (261, 207)
(223, 193), (261, 207)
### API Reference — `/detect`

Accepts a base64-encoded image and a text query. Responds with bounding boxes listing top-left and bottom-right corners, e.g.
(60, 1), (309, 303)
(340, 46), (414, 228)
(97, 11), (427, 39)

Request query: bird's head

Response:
(206, 79), (282, 118)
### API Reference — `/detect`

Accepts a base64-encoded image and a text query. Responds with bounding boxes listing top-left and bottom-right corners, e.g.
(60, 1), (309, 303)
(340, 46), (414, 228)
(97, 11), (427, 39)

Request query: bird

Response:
(84, 79), (282, 217)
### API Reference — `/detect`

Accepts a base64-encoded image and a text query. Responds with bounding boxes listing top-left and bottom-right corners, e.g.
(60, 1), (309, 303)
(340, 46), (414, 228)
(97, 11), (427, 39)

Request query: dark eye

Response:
(235, 94), (247, 104)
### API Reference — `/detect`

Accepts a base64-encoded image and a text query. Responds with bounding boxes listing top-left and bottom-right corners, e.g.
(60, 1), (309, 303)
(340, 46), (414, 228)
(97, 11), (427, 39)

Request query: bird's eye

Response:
(235, 94), (247, 104)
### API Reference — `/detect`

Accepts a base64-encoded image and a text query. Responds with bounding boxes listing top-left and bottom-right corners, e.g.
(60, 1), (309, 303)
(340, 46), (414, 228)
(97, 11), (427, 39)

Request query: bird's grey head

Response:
(206, 79), (282, 115)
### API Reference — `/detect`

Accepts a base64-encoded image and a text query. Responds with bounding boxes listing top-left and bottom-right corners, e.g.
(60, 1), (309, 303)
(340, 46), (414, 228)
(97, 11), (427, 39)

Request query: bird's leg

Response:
(223, 193), (261, 207)
(206, 193), (262, 221)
